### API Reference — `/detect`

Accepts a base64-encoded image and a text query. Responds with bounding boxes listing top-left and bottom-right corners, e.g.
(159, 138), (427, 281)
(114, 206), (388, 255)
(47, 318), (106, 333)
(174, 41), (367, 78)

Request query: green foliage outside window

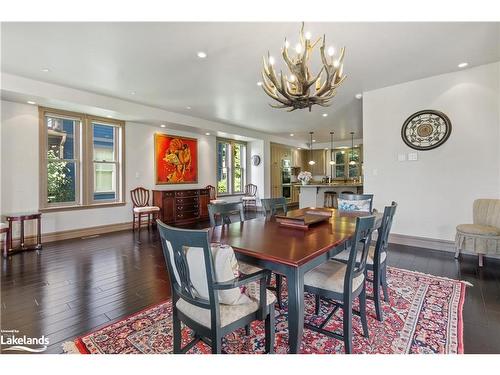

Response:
(47, 150), (75, 203)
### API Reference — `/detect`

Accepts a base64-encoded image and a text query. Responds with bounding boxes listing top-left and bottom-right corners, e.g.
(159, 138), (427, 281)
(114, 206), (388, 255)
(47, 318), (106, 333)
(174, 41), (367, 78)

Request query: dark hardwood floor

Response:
(1, 211), (499, 354)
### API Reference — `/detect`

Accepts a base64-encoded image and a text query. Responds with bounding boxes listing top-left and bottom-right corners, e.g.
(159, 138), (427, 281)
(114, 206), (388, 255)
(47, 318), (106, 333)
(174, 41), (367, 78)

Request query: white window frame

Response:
(216, 138), (247, 196)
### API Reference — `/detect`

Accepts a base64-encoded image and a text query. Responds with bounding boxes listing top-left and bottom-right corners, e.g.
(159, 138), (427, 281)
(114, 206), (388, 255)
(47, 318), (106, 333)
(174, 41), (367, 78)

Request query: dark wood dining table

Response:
(210, 207), (379, 354)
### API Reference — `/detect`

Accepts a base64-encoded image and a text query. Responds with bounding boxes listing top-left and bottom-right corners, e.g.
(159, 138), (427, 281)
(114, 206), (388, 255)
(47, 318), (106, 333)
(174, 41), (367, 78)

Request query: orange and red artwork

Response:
(154, 133), (198, 184)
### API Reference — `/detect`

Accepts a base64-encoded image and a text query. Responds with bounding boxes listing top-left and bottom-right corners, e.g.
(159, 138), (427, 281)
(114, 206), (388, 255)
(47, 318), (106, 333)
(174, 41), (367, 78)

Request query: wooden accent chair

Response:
(455, 199), (500, 267)
(156, 220), (275, 353)
(338, 193), (374, 213)
(206, 184), (226, 204)
(241, 184), (258, 211)
(130, 187), (160, 233)
(261, 197), (288, 216)
(304, 215), (376, 353)
(332, 202), (398, 321)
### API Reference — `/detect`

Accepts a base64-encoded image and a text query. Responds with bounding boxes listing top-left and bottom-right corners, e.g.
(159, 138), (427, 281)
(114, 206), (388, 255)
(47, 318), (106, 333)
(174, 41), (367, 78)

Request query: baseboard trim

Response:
(389, 232), (500, 260)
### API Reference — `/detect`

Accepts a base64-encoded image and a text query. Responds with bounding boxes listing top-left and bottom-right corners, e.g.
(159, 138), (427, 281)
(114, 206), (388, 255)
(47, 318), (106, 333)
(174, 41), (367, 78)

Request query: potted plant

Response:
(298, 171), (312, 185)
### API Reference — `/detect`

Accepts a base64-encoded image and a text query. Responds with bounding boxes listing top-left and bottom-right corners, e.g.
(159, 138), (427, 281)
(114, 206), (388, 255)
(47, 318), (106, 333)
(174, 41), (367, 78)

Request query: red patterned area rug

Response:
(65, 267), (466, 354)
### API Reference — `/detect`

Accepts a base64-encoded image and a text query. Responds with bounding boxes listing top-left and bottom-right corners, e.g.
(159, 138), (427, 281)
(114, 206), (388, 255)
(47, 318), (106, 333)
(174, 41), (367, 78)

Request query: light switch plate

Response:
(398, 153), (407, 162)
(408, 152), (418, 161)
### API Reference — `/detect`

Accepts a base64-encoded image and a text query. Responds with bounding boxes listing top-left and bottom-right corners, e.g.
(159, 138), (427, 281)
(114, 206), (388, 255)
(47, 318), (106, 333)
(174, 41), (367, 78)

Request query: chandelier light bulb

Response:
(333, 60), (340, 68)
(289, 74), (296, 82)
(305, 31), (312, 40)
(284, 40), (290, 48)
(327, 46), (335, 56)
(295, 43), (302, 54)
(269, 56), (275, 65)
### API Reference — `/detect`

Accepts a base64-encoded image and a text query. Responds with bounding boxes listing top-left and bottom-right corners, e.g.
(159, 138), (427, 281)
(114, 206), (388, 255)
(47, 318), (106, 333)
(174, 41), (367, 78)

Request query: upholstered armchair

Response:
(455, 199), (500, 267)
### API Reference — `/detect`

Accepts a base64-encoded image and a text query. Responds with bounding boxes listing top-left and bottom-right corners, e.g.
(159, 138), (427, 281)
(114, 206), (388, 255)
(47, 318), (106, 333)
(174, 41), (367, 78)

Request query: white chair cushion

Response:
(238, 262), (263, 275)
(333, 246), (387, 265)
(241, 196), (256, 201)
(338, 199), (371, 212)
(133, 206), (160, 213)
(182, 243), (251, 305)
(210, 199), (227, 204)
(304, 260), (365, 294)
(456, 224), (500, 236)
(176, 281), (276, 328)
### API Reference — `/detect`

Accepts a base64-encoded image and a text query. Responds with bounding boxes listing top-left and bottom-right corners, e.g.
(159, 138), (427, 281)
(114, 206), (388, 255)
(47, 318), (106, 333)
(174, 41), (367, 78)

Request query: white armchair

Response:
(455, 199), (500, 267)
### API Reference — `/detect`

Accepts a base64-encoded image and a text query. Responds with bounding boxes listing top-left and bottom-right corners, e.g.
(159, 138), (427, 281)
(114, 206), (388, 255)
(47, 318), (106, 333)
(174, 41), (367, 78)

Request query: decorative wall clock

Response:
(251, 155), (261, 166)
(401, 110), (452, 150)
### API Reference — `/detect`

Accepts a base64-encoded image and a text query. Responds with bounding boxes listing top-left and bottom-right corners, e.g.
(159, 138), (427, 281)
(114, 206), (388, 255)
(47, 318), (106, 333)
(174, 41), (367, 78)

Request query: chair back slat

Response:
(338, 193), (374, 213)
(206, 185), (217, 200)
(131, 187), (150, 207)
(157, 220), (215, 310)
(372, 202), (398, 265)
(344, 215), (376, 294)
(208, 202), (245, 227)
(261, 197), (287, 216)
(244, 184), (258, 197)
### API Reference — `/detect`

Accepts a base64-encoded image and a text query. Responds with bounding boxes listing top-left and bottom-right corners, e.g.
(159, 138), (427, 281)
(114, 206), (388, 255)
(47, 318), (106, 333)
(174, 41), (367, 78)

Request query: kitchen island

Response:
(298, 183), (364, 208)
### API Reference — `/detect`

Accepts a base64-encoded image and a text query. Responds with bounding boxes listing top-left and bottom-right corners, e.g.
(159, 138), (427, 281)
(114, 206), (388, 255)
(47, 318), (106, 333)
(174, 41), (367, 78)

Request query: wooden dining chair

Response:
(338, 193), (374, 213)
(156, 220), (275, 354)
(1, 223), (9, 258)
(261, 197), (288, 216)
(208, 202), (283, 309)
(206, 185), (226, 204)
(304, 215), (376, 354)
(332, 202), (397, 321)
(130, 187), (160, 233)
(241, 184), (258, 211)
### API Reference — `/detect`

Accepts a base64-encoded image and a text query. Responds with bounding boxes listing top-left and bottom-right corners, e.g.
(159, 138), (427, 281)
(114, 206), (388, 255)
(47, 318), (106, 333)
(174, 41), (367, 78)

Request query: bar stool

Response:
(324, 191), (337, 208)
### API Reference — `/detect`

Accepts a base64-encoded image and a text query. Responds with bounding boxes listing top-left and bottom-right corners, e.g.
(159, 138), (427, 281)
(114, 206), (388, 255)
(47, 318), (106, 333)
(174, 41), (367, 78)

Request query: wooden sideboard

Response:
(152, 188), (210, 225)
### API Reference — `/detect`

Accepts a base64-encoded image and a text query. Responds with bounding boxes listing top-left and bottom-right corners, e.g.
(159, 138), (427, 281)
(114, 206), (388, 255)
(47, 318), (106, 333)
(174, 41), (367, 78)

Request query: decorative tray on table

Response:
(275, 208), (333, 230)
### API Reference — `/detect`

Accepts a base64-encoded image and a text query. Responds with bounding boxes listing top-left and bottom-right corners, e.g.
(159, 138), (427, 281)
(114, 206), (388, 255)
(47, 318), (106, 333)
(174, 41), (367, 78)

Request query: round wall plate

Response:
(401, 110), (452, 150)
(251, 155), (261, 166)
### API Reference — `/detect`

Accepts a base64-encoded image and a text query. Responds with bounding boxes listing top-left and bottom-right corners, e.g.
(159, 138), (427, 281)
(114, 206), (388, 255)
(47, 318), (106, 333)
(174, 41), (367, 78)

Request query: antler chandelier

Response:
(261, 23), (346, 112)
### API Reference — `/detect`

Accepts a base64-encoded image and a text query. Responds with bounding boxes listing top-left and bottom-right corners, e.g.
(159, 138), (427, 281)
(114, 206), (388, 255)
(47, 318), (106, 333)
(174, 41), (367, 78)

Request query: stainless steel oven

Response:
(282, 184), (291, 199)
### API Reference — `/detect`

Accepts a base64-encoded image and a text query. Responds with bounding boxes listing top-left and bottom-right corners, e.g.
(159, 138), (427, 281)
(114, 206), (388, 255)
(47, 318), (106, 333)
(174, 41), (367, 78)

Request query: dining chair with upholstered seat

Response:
(261, 197), (288, 216)
(338, 193), (374, 213)
(206, 184), (226, 204)
(331, 202), (397, 321)
(304, 215), (376, 354)
(208, 202), (283, 309)
(156, 220), (275, 354)
(130, 187), (160, 233)
(241, 184), (258, 211)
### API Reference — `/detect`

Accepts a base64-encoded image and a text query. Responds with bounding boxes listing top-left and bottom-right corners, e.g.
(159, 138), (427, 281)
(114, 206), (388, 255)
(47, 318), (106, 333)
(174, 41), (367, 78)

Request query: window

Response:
(39, 108), (125, 210)
(332, 146), (362, 180)
(216, 139), (246, 195)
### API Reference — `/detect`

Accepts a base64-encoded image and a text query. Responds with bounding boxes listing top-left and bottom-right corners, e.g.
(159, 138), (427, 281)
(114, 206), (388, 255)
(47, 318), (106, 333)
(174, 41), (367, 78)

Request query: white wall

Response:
(363, 62), (500, 242)
(0, 100), (217, 234)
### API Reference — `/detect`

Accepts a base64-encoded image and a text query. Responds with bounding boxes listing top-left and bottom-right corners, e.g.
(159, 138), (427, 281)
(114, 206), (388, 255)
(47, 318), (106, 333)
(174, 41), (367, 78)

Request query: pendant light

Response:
(349, 131), (356, 165)
(329, 131), (335, 166)
(308, 132), (316, 166)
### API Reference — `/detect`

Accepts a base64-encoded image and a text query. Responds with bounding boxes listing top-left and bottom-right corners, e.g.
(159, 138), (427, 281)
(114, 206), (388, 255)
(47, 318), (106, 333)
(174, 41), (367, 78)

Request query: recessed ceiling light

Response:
(322, 113), (328, 117)
(129, 91), (136, 95)
(106, 115), (113, 118)
(197, 51), (207, 59)
(290, 133), (294, 136)
(297, 147), (302, 150)
(312, 139), (316, 143)
(27, 100), (36, 105)
(160, 124), (166, 128)
(41, 68), (50, 73)
(257, 81), (263, 86)
(186, 106), (192, 110)
(355, 93), (363, 99)
(458, 62), (468, 68)
(324, 148), (329, 150)
(205, 132), (211, 136)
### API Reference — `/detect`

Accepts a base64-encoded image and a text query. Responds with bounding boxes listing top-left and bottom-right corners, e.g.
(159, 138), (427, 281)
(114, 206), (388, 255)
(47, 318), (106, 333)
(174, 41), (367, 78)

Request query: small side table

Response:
(1, 224), (9, 258)
(4, 212), (42, 257)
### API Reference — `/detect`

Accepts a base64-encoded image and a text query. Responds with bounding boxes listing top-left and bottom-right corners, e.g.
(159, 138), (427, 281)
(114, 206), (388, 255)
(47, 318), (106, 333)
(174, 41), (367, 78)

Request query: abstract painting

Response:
(154, 133), (198, 184)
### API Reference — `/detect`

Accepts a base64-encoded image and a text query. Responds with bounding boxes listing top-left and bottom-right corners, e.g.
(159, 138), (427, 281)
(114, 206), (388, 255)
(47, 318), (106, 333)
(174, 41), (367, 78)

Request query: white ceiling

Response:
(2, 22), (499, 142)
